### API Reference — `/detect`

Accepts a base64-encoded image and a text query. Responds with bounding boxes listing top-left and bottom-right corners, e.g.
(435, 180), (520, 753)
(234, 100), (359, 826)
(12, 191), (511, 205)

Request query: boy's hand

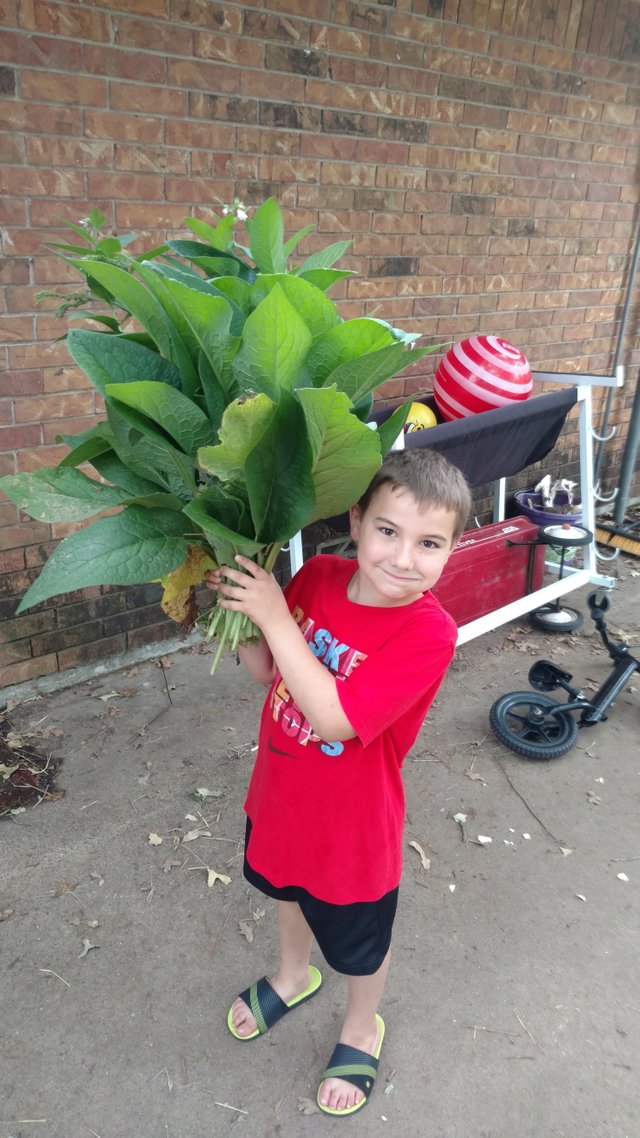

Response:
(207, 555), (289, 635)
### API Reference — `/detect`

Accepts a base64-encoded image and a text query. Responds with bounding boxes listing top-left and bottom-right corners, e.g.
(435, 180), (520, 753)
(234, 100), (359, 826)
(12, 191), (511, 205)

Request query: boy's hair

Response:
(358, 448), (472, 543)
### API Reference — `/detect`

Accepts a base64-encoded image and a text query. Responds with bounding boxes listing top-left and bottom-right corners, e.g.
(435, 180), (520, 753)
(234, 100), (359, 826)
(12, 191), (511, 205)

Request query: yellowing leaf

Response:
(160, 544), (217, 624)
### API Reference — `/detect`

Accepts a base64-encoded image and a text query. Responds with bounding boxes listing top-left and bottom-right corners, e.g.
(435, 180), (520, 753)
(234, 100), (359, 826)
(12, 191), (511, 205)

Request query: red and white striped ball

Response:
(434, 336), (532, 421)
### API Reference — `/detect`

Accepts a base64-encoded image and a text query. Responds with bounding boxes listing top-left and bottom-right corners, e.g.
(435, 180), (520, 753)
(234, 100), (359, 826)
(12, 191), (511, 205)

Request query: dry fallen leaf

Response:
(78, 938), (99, 958)
(148, 832), (163, 846)
(98, 691), (119, 701)
(297, 1097), (319, 1115)
(409, 840), (431, 871)
(53, 881), (78, 897)
(183, 828), (212, 842)
(206, 868), (231, 887)
(238, 919), (254, 943)
(465, 767), (487, 785)
(163, 856), (184, 873)
(586, 790), (601, 805)
(0, 908), (14, 921)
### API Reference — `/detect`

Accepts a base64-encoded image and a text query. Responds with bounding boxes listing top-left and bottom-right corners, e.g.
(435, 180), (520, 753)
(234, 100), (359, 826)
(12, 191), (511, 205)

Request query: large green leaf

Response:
(106, 404), (196, 500)
(296, 387), (382, 523)
(90, 451), (164, 496)
(305, 319), (395, 387)
(249, 275), (340, 342)
(16, 507), (192, 612)
(324, 344), (434, 405)
(283, 224), (314, 258)
(245, 198), (286, 274)
(141, 261), (246, 336)
(106, 381), (215, 454)
(197, 393), (276, 482)
(245, 389), (315, 543)
(185, 213), (236, 251)
(298, 268), (354, 292)
(183, 494), (264, 565)
(375, 398), (413, 456)
(67, 329), (182, 395)
(298, 240), (352, 273)
(0, 467), (130, 522)
(231, 284), (312, 397)
(71, 259), (197, 390)
(57, 423), (114, 467)
(165, 240), (251, 280)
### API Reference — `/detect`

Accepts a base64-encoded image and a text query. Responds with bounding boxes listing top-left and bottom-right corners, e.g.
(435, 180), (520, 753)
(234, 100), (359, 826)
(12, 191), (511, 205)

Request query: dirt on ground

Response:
(1, 564), (639, 1138)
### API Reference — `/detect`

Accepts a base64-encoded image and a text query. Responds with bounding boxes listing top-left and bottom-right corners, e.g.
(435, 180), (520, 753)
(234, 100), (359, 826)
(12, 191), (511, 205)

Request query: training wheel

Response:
(529, 604), (584, 632)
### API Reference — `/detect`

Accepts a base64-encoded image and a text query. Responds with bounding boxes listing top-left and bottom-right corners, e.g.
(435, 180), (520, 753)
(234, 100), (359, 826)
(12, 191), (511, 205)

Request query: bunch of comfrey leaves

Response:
(2, 200), (439, 671)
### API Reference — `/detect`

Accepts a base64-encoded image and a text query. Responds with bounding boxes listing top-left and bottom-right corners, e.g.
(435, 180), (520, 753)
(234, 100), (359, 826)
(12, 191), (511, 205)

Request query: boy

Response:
(205, 448), (471, 1117)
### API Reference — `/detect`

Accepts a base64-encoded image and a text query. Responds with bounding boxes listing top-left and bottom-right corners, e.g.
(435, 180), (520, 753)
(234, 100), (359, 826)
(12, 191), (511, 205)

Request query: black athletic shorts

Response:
(243, 817), (398, 977)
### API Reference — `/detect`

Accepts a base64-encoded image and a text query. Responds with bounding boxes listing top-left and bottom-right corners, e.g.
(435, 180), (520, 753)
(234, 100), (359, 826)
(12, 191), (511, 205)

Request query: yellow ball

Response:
(404, 402), (438, 433)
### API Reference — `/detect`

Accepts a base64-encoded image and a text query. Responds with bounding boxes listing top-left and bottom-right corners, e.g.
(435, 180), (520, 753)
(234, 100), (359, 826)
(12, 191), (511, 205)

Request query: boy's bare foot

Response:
(230, 968), (315, 1037)
(317, 1018), (381, 1113)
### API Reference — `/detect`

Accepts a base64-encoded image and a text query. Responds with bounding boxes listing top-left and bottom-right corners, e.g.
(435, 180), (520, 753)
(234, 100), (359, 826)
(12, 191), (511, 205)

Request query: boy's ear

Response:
(349, 503), (362, 541)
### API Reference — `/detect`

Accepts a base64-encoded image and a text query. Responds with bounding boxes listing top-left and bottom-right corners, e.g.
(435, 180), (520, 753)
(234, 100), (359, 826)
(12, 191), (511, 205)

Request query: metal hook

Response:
(594, 486), (618, 504)
(595, 542), (620, 562)
(591, 425), (616, 443)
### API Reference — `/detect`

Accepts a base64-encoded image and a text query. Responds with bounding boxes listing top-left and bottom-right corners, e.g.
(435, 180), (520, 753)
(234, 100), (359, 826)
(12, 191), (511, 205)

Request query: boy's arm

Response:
(238, 635), (275, 686)
(208, 557), (356, 742)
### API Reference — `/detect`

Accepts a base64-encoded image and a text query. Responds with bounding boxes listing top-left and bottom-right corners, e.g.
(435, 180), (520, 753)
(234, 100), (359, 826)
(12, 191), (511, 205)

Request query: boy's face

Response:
(348, 483), (458, 608)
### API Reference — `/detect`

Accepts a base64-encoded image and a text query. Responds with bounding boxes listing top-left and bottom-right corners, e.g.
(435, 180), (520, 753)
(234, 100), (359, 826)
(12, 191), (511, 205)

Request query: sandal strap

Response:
(237, 977), (288, 1036)
(319, 1042), (380, 1096)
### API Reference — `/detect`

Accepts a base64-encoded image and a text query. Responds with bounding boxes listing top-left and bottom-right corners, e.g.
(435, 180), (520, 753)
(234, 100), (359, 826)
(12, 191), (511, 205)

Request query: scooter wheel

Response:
(489, 691), (578, 759)
(529, 604), (583, 632)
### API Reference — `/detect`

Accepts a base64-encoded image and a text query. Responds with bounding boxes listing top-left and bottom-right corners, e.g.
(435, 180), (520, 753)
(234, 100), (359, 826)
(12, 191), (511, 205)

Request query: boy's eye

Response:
(379, 526), (395, 537)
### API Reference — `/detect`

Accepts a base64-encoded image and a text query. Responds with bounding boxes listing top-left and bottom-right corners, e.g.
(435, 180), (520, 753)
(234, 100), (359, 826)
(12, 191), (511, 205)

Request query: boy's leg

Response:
(317, 948), (391, 1112)
(230, 899), (315, 1036)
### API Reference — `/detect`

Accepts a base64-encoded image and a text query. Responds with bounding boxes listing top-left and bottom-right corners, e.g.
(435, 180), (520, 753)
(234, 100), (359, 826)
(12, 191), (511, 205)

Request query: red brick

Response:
(0, 132), (24, 164)
(21, 69), (106, 106)
(0, 653), (59, 687)
(2, 168), (85, 200)
(0, 521), (51, 551)
(0, 314), (34, 343)
(86, 171), (165, 200)
(84, 43), (167, 83)
(18, 0), (111, 39)
(8, 339), (70, 368)
(167, 57), (240, 93)
(110, 81), (187, 116)
(0, 640), (33, 668)
(174, 0), (241, 32)
(194, 31), (263, 68)
(57, 633), (127, 670)
(0, 196), (27, 227)
(42, 416), (98, 445)
(113, 13), (192, 52)
(16, 445), (69, 472)
(165, 175), (234, 202)
(84, 109), (164, 144)
(0, 423), (42, 450)
(86, 0), (167, 15)
(166, 117), (235, 150)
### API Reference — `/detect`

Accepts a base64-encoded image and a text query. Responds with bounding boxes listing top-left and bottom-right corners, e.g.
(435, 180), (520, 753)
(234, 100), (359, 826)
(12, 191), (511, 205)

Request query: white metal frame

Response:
(285, 369), (624, 646)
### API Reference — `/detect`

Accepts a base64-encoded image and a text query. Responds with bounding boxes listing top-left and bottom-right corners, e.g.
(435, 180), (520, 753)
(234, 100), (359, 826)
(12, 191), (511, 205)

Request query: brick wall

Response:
(2, 0), (640, 687)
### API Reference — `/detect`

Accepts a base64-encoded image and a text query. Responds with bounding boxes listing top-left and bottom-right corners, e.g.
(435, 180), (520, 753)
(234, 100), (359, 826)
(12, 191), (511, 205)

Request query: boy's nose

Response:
(392, 544), (413, 569)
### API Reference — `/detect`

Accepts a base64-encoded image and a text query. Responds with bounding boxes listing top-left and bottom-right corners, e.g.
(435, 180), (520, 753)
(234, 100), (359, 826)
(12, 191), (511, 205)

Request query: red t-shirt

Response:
(244, 554), (456, 904)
